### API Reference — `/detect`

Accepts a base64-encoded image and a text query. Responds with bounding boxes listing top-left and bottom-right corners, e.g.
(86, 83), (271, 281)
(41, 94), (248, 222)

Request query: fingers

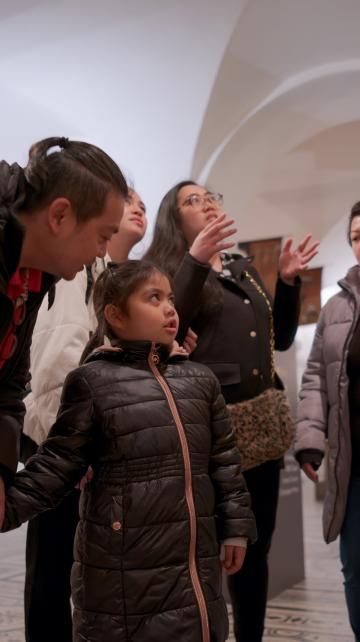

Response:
(217, 241), (236, 251)
(203, 214), (236, 236)
(182, 328), (198, 354)
(222, 544), (234, 572)
(301, 463), (319, 483)
(186, 328), (197, 341)
(222, 545), (247, 575)
(189, 214), (237, 263)
(282, 238), (293, 253)
(170, 341), (188, 357)
(300, 243), (320, 264)
(0, 477), (4, 529)
(297, 233), (313, 252)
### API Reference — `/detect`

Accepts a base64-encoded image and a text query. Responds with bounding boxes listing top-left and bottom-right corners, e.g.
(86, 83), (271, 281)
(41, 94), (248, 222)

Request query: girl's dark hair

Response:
(348, 201), (360, 245)
(0, 136), (128, 222)
(144, 180), (223, 318)
(80, 260), (170, 363)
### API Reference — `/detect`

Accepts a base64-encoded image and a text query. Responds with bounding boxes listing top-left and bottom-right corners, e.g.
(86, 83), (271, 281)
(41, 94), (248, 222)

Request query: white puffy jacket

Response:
(23, 258), (106, 445)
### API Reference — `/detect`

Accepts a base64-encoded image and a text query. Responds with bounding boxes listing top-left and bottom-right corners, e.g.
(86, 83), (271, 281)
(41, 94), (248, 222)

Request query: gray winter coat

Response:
(295, 265), (360, 543)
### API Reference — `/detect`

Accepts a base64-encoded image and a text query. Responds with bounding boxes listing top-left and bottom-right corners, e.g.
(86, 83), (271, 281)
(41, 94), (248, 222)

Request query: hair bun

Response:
(0, 161), (26, 210)
(58, 137), (70, 150)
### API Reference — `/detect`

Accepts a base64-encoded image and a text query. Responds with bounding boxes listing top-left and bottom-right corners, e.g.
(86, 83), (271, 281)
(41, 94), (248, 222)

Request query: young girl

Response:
(2, 260), (256, 642)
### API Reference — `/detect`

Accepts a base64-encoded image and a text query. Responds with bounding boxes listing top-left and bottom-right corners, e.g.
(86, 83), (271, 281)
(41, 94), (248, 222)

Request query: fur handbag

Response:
(227, 388), (294, 471)
(227, 269), (294, 471)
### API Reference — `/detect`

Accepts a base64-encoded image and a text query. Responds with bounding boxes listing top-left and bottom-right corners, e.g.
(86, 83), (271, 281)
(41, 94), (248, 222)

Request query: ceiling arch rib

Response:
(195, 60), (360, 184)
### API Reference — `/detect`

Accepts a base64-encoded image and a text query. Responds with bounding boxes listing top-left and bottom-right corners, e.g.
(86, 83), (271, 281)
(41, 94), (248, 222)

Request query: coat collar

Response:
(339, 265), (360, 303)
(85, 340), (176, 366)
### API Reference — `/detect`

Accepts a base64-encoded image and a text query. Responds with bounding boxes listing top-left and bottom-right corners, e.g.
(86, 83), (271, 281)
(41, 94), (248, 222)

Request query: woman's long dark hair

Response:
(80, 260), (170, 363)
(144, 180), (224, 319)
(144, 180), (196, 275)
(0, 136), (128, 223)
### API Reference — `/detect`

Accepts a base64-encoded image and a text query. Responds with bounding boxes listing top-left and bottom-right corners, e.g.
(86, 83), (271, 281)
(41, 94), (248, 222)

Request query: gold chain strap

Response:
(243, 270), (275, 385)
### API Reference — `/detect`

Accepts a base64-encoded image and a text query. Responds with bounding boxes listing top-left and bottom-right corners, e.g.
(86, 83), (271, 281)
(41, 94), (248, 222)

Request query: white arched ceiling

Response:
(1, 0), (360, 283)
(192, 0), (360, 286)
(0, 0), (246, 241)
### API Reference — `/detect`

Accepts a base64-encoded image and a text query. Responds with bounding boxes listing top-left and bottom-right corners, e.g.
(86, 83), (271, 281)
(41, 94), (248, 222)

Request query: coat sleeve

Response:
(208, 376), (257, 543)
(23, 271), (92, 446)
(0, 344), (31, 485)
(2, 369), (95, 531)
(0, 305), (40, 485)
(294, 308), (328, 457)
(273, 275), (301, 351)
(173, 253), (211, 344)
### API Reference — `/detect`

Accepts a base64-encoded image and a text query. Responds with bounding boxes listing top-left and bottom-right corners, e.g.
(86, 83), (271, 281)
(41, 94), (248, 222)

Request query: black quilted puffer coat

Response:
(3, 341), (256, 642)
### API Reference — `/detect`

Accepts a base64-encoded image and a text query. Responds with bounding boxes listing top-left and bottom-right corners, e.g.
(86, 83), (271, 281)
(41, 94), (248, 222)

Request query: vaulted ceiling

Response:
(1, 0), (358, 282)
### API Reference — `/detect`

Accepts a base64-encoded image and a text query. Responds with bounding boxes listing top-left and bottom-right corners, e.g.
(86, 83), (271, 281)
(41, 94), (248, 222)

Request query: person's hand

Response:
(169, 341), (189, 358)
(301, 462), (319, 483)
(0, 476), (5, 529)
(182, 328), (198, 355)
(189, 213), (237, 265)
(279, 234), (320, 284)
(221, 545), (247, 575)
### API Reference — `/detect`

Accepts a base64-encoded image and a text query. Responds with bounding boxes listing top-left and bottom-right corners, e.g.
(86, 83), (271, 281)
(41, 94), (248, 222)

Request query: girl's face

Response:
(177, 184), (223, 246)
(107, 271), (179, 346)
(120, 189), (147, 241)
(107, 190), (147, 260)
(350, 215), (360, 264)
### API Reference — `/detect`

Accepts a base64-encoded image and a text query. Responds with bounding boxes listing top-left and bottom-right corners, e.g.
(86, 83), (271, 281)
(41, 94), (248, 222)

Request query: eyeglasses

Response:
(181, 192), (223, 209)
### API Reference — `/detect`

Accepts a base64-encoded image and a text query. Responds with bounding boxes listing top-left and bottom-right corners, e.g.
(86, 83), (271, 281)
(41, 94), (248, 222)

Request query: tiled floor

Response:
(0, 481), (354, 642)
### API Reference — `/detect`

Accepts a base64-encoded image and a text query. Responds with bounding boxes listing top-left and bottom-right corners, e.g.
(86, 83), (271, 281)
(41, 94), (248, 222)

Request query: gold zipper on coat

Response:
(148, 345), (211, 642)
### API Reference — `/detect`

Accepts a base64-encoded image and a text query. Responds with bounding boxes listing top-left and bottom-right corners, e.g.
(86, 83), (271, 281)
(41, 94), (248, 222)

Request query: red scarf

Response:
(0, 268), (42, 369)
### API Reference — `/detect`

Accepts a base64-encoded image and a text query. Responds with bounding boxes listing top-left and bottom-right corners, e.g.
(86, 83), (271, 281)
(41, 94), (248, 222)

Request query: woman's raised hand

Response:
(189, 213), (237, 265)
(279, 234), (320, 284)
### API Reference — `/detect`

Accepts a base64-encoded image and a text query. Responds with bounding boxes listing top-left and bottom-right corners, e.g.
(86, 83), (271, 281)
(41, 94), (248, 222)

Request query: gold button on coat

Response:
(112, 521), (122, 531)
(244, 299), (250, 304)
(252, 368), (259, 375)
(250, 331), (257, 337)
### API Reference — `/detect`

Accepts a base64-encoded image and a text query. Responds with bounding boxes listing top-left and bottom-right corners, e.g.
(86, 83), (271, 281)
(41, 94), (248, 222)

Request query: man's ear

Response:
(47, 198), (75, 236)
(104, 303), (124, 331)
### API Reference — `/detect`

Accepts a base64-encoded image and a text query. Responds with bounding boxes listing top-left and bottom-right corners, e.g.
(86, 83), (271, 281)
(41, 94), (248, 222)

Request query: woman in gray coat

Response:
(295, 201), (360, 642)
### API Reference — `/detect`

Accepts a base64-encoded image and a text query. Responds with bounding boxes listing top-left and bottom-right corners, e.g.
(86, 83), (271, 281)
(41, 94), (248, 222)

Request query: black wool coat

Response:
(174, 253), (301, 404)
(3, 341), (256, 642)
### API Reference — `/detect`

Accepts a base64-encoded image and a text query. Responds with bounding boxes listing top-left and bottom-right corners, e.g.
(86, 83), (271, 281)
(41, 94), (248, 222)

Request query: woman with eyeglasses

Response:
(145, 180), (319, 642)
(0, 137), (127, 532)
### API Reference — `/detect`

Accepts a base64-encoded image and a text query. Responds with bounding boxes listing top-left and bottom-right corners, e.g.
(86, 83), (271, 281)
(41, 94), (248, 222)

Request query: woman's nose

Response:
(132, 205), (144, 217)
(203, 199), (218, 213)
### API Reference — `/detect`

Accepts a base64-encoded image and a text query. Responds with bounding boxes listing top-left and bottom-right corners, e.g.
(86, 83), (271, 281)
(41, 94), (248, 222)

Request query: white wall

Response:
(0, 0), (245, 240)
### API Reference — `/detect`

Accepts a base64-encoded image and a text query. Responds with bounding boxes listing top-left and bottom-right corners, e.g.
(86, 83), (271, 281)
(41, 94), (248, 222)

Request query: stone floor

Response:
(0, 480), (354, 642)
